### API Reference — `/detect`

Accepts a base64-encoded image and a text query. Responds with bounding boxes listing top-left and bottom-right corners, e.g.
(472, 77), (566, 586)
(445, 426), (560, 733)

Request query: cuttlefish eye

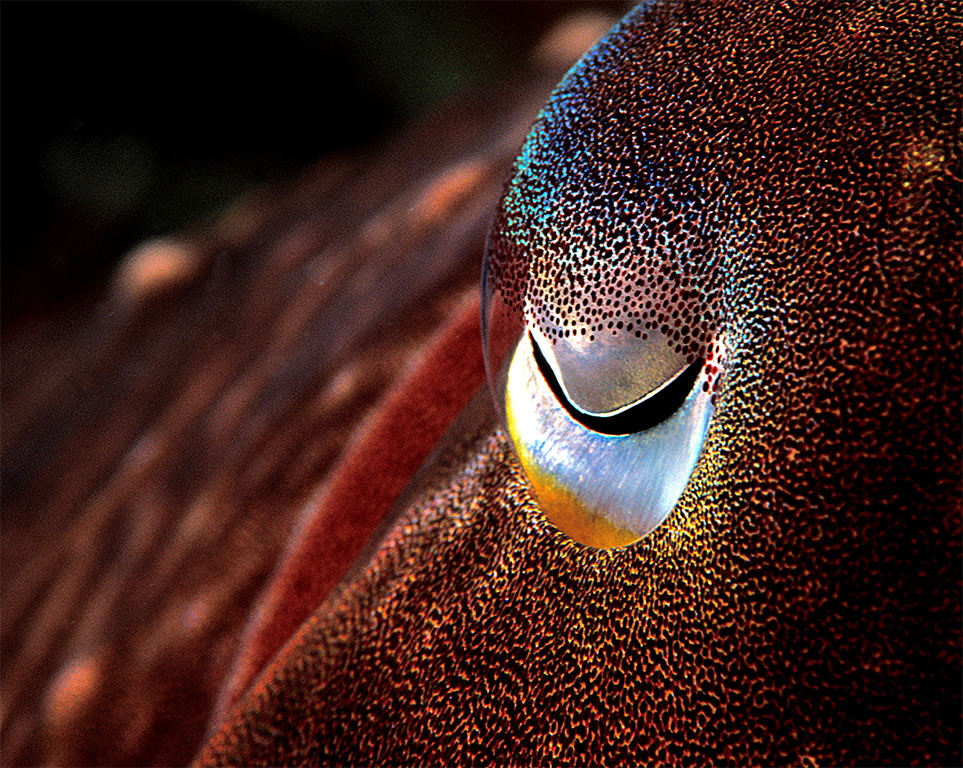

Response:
(482, 247), (726, 550)
(480, 10), (734, 549)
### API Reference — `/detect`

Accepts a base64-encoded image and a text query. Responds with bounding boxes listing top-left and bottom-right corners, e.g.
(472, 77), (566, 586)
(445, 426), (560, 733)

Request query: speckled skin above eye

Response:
(199, 2), (960, 765)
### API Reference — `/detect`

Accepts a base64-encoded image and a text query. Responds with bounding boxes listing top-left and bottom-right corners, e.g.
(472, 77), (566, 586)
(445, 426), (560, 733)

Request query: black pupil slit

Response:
(529, 332), (704, 436)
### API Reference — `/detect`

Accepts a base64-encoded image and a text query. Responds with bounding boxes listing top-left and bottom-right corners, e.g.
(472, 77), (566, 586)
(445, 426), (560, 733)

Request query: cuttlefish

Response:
(2, 1), (958, 766)
(197, 1), (961, 765)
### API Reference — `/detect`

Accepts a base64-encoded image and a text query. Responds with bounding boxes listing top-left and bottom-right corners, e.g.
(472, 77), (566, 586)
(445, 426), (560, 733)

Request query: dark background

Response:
(1, 1), (622, 326)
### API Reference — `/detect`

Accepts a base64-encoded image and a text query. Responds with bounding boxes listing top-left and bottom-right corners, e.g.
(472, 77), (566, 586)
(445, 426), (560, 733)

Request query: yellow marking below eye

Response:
(506, 375), (638, 549)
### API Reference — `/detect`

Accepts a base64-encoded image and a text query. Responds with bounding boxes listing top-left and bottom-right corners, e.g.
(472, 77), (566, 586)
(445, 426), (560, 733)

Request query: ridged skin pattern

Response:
(199, 1), (960, 764)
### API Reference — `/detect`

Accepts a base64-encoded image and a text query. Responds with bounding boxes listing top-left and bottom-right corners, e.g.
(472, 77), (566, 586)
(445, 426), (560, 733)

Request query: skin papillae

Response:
(196, 1), (961, 766)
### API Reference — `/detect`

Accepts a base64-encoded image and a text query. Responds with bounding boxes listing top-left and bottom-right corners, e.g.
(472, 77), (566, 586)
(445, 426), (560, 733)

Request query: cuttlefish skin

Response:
(199, 1), (960, 765)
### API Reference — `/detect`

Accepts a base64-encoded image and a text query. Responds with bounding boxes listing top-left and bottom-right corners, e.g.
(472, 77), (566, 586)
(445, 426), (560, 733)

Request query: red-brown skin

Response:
(212, 291), (485, 725)
(199, 1), (960, 765)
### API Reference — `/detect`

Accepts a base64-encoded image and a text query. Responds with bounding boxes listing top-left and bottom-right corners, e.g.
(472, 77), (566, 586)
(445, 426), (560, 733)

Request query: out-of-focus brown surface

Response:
(0, 13), (619, 765)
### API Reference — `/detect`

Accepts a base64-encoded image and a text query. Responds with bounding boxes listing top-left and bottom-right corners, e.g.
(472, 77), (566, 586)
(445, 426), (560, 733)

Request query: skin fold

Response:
(198, 1), (961, 766)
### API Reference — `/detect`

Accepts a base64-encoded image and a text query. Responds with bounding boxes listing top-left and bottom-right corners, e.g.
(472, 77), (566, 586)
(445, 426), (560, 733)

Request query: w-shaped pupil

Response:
(529, 333), (703, 436)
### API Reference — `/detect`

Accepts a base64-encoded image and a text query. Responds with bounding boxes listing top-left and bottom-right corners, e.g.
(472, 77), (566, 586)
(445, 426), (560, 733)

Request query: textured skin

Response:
(199, 1), (960, 765)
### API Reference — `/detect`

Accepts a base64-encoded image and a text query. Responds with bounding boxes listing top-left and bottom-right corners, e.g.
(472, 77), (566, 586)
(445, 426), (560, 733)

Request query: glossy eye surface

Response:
(484, 257), (725, 548)
(500, 328), (725, 548)
(480, 65), (728, 548)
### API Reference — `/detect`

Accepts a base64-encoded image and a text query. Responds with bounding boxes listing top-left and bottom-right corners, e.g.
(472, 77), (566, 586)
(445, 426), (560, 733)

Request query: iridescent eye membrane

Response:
(493, 316), (723, 548)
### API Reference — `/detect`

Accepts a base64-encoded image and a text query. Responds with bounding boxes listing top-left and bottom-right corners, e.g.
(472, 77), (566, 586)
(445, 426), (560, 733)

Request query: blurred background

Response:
(1, 1), (625, 327)
(2, 6), (632, 764)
